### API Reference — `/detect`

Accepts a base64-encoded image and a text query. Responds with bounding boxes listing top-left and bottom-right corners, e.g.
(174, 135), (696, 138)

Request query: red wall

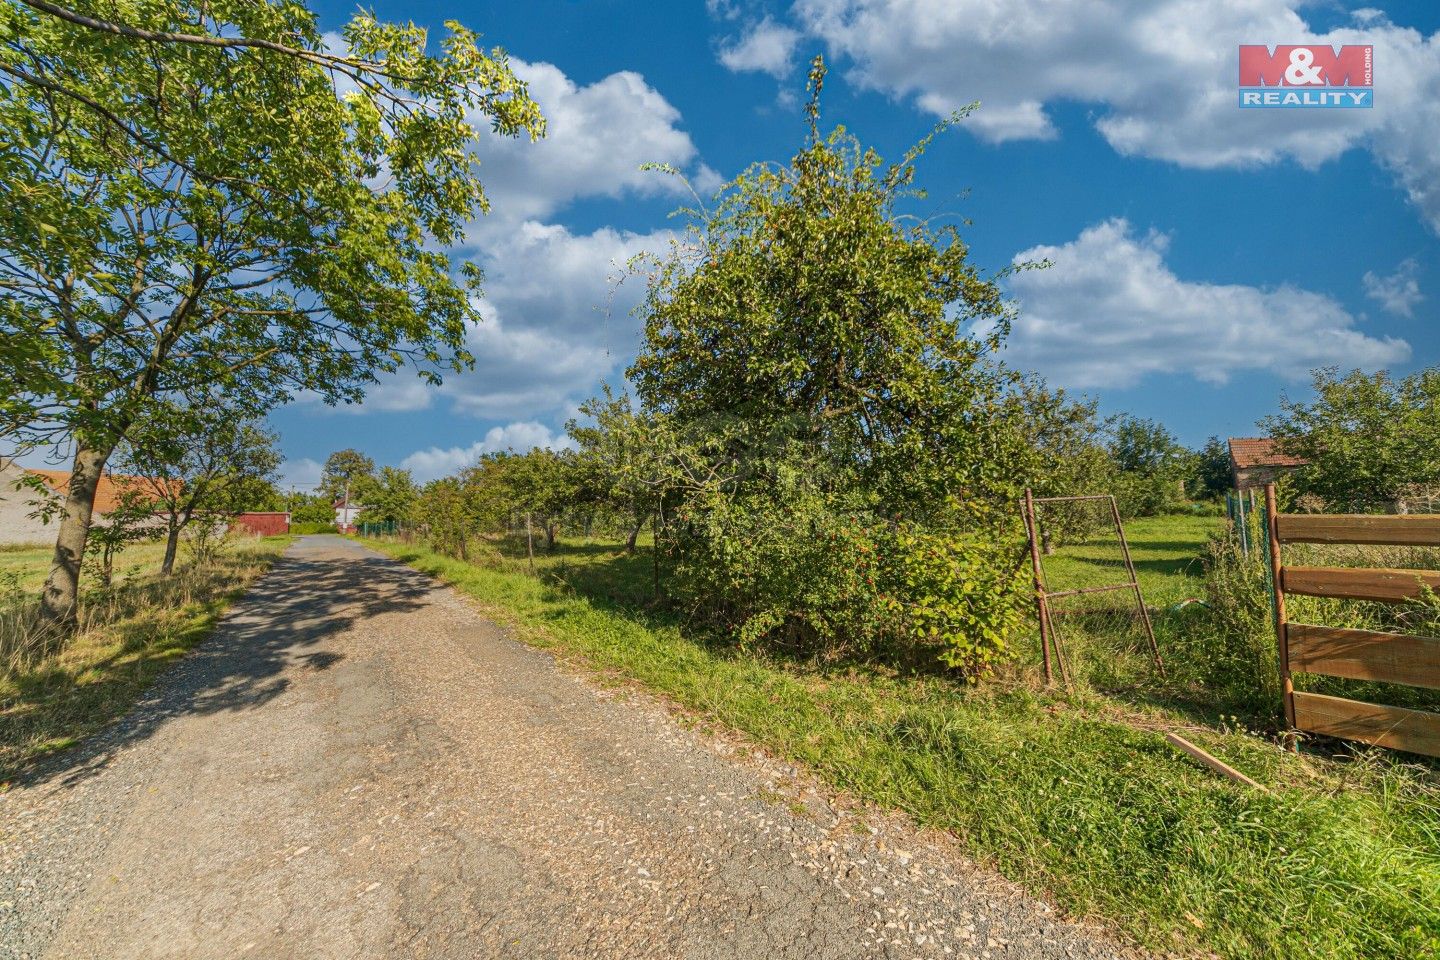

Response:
(232, 512), (290, 536)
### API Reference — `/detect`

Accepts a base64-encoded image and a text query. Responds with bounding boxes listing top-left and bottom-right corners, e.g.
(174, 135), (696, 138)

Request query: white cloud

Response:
(719, 18), (803, 78)
(472, 60), (707, 222)
(792, 0), (1440, 230)
(999, 219), (1410, 388)
(279, 456), (323, 493)
(400, 422), (576, 481)
(431, 221), (672, 422)
(1363, 258), (1424, 317)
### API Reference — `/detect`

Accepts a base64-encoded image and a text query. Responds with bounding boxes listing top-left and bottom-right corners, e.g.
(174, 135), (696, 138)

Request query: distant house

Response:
(0, 458), (175, 546)
(1227, 438), (1308, 492)
(334, 498), (363, 533)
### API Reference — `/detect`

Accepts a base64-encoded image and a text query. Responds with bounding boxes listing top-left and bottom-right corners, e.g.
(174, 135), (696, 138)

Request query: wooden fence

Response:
(1264, 483), (1440, 757)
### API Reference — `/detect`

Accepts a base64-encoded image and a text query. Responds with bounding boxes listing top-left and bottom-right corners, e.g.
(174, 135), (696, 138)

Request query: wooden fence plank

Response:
(1288, 623), (1440, 689)
(1293, 692), (1440, 758)
(1282, 566), (1440, 603)
(1276, 514), (1440, 547)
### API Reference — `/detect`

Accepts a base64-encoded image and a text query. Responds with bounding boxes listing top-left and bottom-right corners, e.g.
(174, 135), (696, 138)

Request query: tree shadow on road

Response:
(8, 538), (432, 791)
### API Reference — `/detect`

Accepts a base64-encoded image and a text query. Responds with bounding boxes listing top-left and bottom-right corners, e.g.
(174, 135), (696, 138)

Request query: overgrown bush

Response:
(883, 528), (1028, 674)
(667, 466), (1027, 675)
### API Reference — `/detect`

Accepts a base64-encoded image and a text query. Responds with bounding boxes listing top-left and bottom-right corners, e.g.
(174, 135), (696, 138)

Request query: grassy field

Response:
(361, 521), (1440, 960)
(0, 536), (291, 782)
(1038, 512), (1219, 607)
(0, 540), (176, 594)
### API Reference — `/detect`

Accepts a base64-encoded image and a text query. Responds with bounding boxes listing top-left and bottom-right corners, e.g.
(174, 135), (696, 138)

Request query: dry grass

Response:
(0, 536), (290, 783)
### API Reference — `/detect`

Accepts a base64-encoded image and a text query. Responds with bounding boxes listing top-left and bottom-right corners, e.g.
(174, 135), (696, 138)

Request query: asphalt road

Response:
(0, 536), (1148, 959)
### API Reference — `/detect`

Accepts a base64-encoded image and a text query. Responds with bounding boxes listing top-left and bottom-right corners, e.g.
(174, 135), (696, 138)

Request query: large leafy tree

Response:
(0, 0), (544, 627)
(629, 62), (1026, 522)
(359, 466), (418, 527)
(1263, 366), (1440, 512)
(624, 60), (1034, 666)
(319, 449), (378, 506)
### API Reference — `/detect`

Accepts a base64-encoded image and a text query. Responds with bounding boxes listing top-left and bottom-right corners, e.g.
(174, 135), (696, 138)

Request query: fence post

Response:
(1264, 483), (1296, 740)
(1023, 488), (1054, 685)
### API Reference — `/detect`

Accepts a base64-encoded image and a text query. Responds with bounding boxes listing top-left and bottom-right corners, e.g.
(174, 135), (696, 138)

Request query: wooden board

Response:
(1293, 691), (1440, 758)
(1282, 565), (1440, 603)
(1288, 623), (1440, 690)
(1276, 513), (1440, 547)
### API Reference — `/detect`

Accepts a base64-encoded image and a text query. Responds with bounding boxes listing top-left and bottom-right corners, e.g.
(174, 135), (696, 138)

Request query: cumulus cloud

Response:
(400, 422), (575, 481)
(472, 60), (708, 222)
(998, 219), (1410, 388)
(432, 222), (672, 421)
(1363, 258), (1424, 317)
(719, 18), (803, 78)
(791, 0), (1440, 230)
(308, 60), (697, 424)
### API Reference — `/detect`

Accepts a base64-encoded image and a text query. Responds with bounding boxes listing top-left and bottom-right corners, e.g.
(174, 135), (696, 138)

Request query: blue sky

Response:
(271, 0), (1440, 490)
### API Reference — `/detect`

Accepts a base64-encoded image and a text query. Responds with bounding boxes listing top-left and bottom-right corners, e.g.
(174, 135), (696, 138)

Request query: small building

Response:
(1227, 437), (1308, 492)
(0, 458), (173, 546)
(231, 512), (291, 537)
(334, 499), (363, 534)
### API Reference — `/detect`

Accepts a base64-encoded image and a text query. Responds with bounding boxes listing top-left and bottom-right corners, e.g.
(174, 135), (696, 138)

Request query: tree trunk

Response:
(624, 516), (644, 554)
(161, 517), (182, 575)
(37, 443), (113, 633)
(545, 521), (557, 552)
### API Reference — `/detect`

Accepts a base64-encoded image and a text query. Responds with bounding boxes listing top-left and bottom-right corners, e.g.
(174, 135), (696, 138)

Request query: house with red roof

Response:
(1226, 438), (1308, 492)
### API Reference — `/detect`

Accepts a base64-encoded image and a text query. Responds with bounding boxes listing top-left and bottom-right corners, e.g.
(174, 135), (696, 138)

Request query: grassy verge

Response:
(0, 536), (292, 783)
(364, 534), (1439, 960)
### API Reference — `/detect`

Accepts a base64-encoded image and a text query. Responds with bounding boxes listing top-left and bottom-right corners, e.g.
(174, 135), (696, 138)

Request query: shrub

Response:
(289, 521), (337, 535)
(667, 469), (1027, 674)
(883, 529), (1027, 674)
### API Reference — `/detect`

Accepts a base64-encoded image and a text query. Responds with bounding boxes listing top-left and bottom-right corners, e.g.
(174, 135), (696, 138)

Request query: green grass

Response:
(0, 540), (176, 594)
(0, 536), (291, 782)
(1040, 513), (1221, 608)
(363, 530), (1440, 960)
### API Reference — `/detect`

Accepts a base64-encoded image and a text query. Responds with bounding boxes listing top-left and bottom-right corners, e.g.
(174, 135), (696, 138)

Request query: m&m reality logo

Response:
(1238, 44), (1373, 108)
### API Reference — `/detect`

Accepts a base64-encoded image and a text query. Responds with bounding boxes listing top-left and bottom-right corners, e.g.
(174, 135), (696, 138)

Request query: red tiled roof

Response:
(24, 469), (179, 513)
(1227, 438), (1308, 470)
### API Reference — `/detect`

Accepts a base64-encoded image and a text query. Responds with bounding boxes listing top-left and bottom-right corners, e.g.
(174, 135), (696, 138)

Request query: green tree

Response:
(1194, 436), (1233, 499)
(320, 450), (378, 507)
(286, 492), (336, 526)
(624, 59), (1032, 670)
(1106, 415), (1192, 516)
(414, 476), (473, 560)
(1009, 379), (1115, 550)
(115, 406), (282, 573)
(360, 466), (419, 527)
(0, 0), (544, 629)
(568, 388), (675, 552)
(1262, 366), (1440, 512)
(630, 66), (1024, 523)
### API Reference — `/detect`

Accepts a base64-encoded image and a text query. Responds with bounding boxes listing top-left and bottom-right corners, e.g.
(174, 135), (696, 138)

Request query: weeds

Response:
(0, 537), (289, 781)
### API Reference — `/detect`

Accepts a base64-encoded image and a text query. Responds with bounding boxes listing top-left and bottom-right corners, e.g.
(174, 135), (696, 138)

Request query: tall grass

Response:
(0, 537), (289, 780)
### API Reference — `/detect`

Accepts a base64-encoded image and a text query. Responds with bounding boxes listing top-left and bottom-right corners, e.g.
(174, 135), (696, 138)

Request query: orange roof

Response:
(1227, 438), (1308, 470)
(24, 469), (179, 513)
